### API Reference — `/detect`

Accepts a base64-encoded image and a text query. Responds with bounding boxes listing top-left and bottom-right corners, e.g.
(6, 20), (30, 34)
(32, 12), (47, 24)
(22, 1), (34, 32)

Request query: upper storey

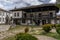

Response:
(10, 4), (59, 13)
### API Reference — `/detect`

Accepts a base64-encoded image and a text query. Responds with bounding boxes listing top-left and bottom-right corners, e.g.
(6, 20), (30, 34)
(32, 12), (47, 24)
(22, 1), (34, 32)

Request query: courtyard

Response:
(0, 25), (60, 40)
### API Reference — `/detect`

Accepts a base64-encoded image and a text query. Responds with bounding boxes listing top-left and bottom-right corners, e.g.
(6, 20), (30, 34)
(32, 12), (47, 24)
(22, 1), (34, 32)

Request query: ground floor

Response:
(13, 18), (57, 25)
(0, 18), (60, 25)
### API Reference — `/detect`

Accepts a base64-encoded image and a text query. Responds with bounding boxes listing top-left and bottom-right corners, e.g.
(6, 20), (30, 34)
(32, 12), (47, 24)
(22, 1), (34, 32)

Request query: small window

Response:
(30, 14), (33, 17)
(38, 13), (41, 17)
(50, 12), (53, 17)
(17, 13), (19, 17)
(0, 13), (1, 15)
(3, 18), (4, 22)
(3, 13), (4, 16)
(14, 13), (16, 17)
(23, 13), (27, 18)
(0, 18), (1, 22)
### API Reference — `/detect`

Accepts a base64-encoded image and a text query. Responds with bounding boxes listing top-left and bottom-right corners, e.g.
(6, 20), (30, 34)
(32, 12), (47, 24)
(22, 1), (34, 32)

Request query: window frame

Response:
(23, 13), (27, 18)
(0, 18), (1, 22)
(38, 13), (41, 17)
(3, 12), (4, 16)
(3, 18), (4, 22)
(14, 13), (16, 17)
(49, 12), (53, 17)
(17, 12), (19, 17)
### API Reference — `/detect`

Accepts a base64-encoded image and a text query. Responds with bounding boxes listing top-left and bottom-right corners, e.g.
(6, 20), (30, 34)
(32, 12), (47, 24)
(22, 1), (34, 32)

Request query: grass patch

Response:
(3, 36), (16, 40)
(40, 32), (60, 40)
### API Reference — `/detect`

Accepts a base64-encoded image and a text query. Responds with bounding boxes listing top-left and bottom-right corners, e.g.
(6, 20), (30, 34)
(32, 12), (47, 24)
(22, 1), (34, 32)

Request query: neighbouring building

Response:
(0, 8), (10, 24)
(57, 0), (60, 4)
(57, 15), (60, 24)
(10, 4), (59, 25)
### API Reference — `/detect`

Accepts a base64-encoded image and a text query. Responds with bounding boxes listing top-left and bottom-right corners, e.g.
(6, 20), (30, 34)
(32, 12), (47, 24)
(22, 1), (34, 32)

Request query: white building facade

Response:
(0, 9), (10, 24)
(10, 4), (59, 25)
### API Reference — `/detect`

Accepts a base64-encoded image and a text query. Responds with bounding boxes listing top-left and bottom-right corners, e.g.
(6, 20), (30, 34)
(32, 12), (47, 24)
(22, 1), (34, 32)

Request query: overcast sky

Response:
(0, 0), (56, 10)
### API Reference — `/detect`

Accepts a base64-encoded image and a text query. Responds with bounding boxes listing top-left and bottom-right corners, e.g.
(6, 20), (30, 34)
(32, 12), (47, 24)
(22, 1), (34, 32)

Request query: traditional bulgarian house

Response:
(10, 4), (59, 25)
(0, 8), (10, 24)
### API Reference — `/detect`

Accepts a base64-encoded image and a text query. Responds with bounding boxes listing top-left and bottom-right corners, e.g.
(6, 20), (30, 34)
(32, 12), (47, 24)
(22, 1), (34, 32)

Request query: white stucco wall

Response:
(57, 20), (60, 24)
(12, 11), (22, 18)
(0, 11), (10, 24)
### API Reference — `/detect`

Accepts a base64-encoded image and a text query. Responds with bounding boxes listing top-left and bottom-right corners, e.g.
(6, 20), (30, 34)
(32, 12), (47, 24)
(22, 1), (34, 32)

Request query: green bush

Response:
(56, 24), (60, 34)
(56, 27), (60, 34)
(16, 33), (38, 40)
(42, 24), (52, 33)
(50, 24), (56, 28)
(56, 24), (60, 27)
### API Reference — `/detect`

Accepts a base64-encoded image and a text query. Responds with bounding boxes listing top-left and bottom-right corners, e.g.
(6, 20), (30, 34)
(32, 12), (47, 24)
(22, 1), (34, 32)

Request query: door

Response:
(42, 20), (46, 25)
(14, 19), (20, 25)
(33, 19), (40, 25)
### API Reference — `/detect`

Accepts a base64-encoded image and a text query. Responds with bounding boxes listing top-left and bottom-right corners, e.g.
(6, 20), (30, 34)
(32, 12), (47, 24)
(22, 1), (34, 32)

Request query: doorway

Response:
(14, 19), (20, 25)
(42, 20), (46, 25)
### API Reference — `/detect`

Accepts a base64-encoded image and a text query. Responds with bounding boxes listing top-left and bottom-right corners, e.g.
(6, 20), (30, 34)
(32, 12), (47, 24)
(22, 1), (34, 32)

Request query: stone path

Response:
(0, 25), (10, 32)
(0, 27), (24, 40)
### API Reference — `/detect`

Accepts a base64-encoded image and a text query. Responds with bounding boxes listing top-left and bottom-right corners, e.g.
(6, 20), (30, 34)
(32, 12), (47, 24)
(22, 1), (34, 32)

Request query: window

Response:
(50, 12), (53, 17)
(0, 13), (1, 15)
(14, 13), (16, 17)
(3, 18), (4, 21)
(38, 13), (41, 17)
(30, 14), (33, 17)
(23, 13), (27, 18)
(0, 18), (1, 22)
(3, 13), (4, 16)
(17, 13), (19, 17)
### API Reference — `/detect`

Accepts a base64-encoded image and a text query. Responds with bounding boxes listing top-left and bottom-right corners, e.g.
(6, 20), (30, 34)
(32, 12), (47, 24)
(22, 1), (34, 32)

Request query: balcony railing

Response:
(22, 15), (55, 19)
(42, 15), (48, 18)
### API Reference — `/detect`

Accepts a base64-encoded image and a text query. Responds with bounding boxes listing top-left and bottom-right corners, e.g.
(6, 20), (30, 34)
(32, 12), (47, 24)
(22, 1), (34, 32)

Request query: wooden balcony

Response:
(22, 14), (56, 20)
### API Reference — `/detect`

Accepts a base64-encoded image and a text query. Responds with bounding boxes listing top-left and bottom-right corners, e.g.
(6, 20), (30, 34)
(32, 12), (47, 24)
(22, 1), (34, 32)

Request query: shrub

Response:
(56, 27), (60, 34)
(56, 24), (60, 27)
(16, 33), (38, 40)
(56, 24), (60, 34)
(42, 24), (52, 33)
(24, 27), (29, 33)
(50, 24), (56, 28)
